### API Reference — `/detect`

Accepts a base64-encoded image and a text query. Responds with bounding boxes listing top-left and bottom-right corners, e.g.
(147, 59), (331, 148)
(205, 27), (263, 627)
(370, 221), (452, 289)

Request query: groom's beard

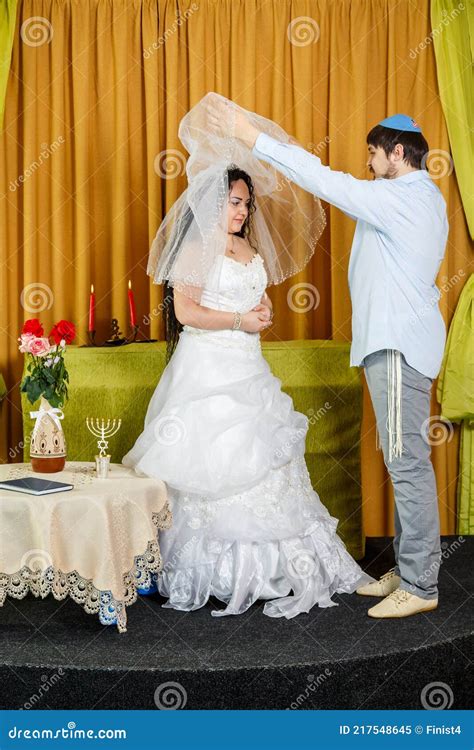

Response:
(382, 163), (398, 179)
(368, 165), (398, 180)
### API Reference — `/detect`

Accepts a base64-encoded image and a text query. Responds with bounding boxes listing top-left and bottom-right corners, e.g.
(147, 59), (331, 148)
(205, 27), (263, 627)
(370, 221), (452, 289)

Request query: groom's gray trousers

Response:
(363, 349), (441, 600)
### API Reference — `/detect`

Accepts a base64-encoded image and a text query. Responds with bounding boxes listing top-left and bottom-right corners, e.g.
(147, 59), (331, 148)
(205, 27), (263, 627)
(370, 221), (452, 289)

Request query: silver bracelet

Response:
(232, 311), (242, 330)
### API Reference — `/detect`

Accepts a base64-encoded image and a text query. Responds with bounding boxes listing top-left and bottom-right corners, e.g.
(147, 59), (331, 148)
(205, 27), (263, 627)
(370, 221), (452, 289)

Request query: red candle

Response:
(128, 280), (137, 327)
(88, 284), (95, 331)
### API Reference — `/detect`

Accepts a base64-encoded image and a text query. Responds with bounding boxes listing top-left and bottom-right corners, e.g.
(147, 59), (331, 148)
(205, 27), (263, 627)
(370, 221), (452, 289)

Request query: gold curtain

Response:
(1, 0), (472, 535)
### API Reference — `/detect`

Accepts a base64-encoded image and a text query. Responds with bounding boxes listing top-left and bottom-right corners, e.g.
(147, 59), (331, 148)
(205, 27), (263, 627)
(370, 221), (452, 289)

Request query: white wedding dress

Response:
(122, 252), (375, 617)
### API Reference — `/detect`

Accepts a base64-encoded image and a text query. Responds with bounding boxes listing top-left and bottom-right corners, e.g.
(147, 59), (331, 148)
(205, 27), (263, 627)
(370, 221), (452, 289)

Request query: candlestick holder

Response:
(86, 417), (122, 479)
(87, 318), (139, 347)
(85, 320), (157, 346)
(130, 326), (158, 344)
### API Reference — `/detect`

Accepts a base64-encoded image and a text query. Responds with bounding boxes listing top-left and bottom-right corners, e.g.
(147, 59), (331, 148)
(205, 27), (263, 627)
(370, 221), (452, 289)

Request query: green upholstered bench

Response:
(22, 341), (365, 558)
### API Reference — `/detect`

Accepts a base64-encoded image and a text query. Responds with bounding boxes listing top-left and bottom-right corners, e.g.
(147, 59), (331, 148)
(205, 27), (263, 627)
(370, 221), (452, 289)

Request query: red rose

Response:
(49, 319), (76, 345)
(22, 318), (44, 337)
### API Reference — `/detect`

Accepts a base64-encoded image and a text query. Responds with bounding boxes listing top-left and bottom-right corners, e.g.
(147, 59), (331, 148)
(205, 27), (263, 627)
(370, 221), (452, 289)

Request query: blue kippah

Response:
(378, 114), (422, 133)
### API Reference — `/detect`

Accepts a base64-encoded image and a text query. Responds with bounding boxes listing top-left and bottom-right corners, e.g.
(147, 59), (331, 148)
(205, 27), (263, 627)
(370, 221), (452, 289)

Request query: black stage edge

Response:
(0, 536), (472, 710)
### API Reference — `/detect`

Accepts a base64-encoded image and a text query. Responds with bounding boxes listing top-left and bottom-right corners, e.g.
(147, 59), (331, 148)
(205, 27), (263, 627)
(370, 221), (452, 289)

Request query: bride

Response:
(122, 94), (375, 618)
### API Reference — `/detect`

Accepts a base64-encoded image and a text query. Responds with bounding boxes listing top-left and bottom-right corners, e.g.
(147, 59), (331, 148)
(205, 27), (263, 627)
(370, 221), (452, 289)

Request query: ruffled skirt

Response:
(122, 327), (375, 617)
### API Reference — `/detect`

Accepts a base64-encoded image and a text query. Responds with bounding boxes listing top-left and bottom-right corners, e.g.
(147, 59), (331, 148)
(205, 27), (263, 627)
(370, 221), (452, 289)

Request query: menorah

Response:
(86, 417), (122, 478)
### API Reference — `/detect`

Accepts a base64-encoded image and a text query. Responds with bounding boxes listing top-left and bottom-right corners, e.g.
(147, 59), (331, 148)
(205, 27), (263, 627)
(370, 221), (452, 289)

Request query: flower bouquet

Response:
(19, 318), (76, 472)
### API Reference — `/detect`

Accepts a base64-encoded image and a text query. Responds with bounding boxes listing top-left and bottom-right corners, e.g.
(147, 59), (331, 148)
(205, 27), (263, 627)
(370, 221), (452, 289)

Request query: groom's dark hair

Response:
(366, 124), (429, 170)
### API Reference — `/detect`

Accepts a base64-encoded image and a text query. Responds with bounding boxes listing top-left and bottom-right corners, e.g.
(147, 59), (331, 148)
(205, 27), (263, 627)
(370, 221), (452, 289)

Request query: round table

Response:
(0, 461), (172, 632)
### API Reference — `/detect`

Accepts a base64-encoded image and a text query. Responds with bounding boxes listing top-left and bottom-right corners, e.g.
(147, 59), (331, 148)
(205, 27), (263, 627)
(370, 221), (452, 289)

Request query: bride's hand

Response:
(252, 303), (271, 321)
(241, 310), (273, 333)
(206, 99), (260, 148)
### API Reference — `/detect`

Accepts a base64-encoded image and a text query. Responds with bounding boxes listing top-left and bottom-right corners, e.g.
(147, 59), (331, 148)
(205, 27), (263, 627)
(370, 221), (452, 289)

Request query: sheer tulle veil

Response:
(147, 92), (326, 304)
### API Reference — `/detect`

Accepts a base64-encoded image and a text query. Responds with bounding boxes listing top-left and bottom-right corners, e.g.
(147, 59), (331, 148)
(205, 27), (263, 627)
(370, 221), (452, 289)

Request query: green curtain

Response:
(431, 0), (474, 238)
(0, 0), (17, 130)
(437, 274), (474, 534)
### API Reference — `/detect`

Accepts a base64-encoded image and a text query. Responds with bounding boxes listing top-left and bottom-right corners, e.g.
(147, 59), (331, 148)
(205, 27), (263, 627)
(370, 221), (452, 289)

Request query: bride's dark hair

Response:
(163, 165), (257, 363)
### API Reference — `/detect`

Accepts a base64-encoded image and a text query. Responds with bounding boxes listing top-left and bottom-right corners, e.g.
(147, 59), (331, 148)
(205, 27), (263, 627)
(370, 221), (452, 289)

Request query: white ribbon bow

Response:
(30, 404), (64, 431)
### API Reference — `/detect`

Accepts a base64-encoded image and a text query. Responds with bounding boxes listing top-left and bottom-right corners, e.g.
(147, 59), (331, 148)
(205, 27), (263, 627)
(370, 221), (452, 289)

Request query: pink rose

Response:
(29, 337), (52, 357)
(18, 333), (35, 353)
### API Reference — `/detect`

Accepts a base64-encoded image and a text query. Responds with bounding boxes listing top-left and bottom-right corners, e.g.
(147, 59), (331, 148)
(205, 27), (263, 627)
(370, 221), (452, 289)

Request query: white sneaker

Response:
(356, 567), (401, 597)
(368, 588), (438, 618)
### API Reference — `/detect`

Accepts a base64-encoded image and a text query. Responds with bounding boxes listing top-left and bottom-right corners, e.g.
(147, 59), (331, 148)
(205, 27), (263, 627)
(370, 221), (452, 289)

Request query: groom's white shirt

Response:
(252, 132), (449, 379)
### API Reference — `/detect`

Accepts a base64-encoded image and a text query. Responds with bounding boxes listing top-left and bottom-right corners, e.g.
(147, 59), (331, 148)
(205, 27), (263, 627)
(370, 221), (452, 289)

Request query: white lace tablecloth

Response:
(0, 462), (172, 632)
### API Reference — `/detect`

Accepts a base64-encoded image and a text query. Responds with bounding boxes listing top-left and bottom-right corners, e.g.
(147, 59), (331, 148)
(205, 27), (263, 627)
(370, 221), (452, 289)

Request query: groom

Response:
(208, 100), (449, 619)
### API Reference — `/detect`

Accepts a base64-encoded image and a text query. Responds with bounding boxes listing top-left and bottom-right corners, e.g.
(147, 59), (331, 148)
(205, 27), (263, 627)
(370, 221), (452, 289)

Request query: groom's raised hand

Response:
(206, 98), (260, 149)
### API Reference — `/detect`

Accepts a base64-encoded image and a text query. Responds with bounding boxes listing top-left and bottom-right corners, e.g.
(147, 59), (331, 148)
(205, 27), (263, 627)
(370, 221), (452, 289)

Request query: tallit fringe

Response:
(374, 349), (403, 462)
(387, 349), (403, 462)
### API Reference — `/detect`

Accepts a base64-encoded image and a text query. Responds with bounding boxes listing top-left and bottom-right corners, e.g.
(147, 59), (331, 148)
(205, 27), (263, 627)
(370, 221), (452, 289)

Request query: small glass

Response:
(95, 454), (111, 479)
